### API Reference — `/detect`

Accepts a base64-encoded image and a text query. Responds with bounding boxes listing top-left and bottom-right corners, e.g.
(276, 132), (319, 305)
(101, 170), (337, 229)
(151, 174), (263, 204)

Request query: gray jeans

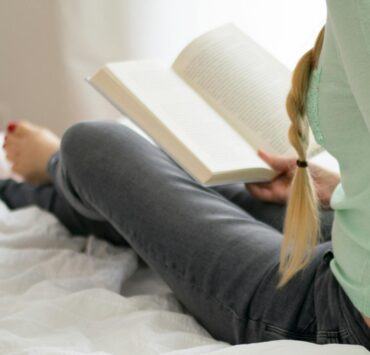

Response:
(0, 121), (369, 349)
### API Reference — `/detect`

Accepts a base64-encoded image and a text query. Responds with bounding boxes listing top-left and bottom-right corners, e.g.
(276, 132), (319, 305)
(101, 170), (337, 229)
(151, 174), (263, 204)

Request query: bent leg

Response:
(54, 121), (329, 344)
(211, 184), (334, 242)
(0, 179), (125, 246)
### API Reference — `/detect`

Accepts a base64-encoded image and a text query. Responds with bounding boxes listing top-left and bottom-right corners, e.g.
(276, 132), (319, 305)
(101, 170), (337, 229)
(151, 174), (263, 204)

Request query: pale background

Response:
(0, 0), (326, 135)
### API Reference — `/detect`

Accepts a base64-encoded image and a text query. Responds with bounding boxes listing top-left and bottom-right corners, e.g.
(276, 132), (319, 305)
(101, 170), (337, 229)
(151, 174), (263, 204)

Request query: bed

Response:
(0, 123), (367, 355)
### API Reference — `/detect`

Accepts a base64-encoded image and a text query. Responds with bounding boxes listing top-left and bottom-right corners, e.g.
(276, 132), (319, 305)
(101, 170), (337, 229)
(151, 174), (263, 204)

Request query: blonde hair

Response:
(278, 27), (325, 287)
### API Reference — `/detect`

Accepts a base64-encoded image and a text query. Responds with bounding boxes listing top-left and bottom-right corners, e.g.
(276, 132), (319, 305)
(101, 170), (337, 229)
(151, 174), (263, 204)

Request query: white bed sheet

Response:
(0, 201), (367, 355)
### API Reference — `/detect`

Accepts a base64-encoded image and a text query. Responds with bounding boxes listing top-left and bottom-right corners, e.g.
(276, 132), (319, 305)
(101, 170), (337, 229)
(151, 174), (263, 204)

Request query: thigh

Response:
(211, 184), (334, 242)
(56, 121), (325, 344)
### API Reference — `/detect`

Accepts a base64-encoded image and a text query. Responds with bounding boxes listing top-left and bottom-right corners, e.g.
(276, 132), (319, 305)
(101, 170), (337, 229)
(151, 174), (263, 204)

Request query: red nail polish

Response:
(7, 123), (17, 133)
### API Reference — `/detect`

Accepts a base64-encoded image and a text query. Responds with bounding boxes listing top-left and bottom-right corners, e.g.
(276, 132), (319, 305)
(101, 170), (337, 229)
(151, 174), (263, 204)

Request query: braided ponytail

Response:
(278, 27), (325, 287)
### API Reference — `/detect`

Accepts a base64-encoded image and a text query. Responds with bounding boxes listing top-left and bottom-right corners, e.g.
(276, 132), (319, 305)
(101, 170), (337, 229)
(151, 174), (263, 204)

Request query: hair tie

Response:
(296, 159), (308, 168)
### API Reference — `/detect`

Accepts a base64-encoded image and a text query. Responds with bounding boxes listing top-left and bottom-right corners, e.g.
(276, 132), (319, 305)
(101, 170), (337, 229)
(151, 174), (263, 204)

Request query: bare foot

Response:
(3, 121), (60, 184)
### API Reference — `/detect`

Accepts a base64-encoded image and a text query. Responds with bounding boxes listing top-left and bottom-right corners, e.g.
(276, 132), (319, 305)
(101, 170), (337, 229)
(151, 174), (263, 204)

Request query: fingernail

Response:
(7, 122), (17, 133)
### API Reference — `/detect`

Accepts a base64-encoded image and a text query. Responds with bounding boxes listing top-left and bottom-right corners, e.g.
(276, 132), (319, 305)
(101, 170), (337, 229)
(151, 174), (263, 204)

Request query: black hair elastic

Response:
(296, 159), (308, 168)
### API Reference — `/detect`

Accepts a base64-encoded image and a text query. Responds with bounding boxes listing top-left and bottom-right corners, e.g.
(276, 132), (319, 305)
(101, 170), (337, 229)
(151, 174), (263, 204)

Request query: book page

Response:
(173, 24), (296, 156)
(104, 61), (270, 173)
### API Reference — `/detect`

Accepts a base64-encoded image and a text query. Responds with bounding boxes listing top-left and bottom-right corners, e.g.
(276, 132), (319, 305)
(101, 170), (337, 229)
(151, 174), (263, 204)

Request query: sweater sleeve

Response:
(326, 0), (370, 132)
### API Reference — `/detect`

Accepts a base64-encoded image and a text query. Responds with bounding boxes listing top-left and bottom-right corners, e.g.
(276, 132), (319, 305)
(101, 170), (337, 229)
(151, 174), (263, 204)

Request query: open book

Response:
(88, 24), (324, 186)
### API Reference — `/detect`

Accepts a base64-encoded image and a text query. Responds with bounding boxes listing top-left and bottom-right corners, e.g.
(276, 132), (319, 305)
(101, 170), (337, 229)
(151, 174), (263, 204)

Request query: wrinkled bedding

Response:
(0, 196), (366, 354)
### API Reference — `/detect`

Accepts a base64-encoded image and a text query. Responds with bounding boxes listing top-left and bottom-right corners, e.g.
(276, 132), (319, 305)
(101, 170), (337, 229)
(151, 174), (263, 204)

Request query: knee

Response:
(60, 120), (137, 179)
(60, 120), (116, 176)
(61, 121), (96, 163)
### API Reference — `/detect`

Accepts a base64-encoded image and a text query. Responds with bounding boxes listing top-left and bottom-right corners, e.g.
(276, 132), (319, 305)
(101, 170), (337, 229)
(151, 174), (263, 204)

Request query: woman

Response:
(1, 0), (370, 348)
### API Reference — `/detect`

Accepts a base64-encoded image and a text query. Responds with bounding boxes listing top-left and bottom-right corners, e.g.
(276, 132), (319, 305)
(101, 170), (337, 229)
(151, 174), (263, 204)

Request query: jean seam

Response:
(264, 323), (317, 341)
(262, 322), (348, 341)
(340, 299), (363, 344)
(316, 329), (349, 337)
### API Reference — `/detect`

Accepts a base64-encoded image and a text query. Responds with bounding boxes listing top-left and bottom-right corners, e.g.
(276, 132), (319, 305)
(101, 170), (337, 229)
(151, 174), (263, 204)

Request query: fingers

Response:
(257, 149), (297, 172)
(245, 183), (275, 203)
(245, 181), (288, 204)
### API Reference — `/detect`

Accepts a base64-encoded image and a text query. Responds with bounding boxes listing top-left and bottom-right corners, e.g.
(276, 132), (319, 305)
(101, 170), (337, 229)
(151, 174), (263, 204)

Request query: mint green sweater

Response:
(306, 0), (370, 317)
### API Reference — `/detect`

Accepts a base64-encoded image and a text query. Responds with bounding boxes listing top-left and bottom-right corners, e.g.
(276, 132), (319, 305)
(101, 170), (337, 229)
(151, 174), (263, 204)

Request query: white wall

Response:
(0, 0), (197, 134)
(193, 0), (326, 69)
(0, 0), (326, 134)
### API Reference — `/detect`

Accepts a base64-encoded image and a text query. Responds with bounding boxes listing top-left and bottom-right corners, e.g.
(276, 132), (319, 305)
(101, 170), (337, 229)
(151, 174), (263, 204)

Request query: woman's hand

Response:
(245, 149), (341, 208)
(245, 150), (297, 204)
(309, 162), (341, 209)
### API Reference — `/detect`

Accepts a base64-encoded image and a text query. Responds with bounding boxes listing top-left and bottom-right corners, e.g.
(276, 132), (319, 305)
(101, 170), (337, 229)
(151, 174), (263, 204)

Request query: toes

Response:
(6, 122), (18, 134)
(4, 144), (19, 162)
(10, 121), (28, 137)
(6, 120), (36, 137)
(3, 134), (20, 162)
(2, 135), (7, 149)
(4, 131), (17, 148)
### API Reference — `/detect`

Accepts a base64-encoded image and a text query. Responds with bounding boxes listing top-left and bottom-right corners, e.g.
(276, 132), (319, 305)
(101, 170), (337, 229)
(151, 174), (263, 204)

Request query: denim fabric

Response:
(0, 121), (369, 349)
